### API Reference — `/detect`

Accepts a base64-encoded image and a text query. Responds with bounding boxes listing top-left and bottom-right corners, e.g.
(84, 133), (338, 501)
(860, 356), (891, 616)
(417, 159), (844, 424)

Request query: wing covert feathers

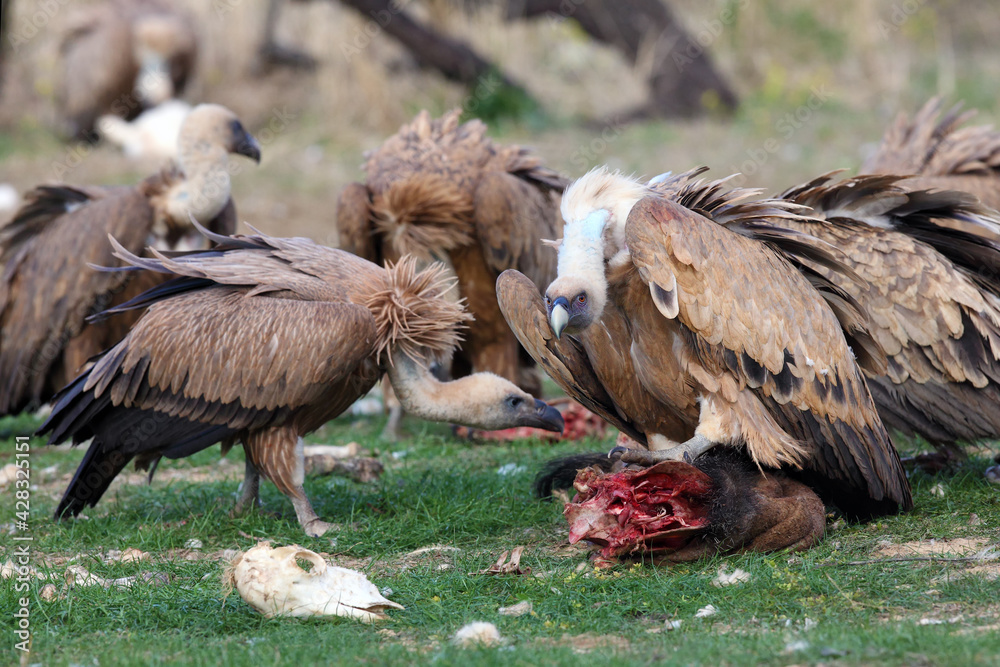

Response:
(496, 269), (647, 445)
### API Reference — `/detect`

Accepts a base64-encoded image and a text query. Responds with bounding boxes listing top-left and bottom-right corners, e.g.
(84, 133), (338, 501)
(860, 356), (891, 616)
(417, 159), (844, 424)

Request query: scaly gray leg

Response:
(609, 433), (716, 465)
(233, 458), (261, 515)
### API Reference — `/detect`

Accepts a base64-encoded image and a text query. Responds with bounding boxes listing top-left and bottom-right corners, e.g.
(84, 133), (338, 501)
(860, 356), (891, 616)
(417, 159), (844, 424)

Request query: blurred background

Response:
(0, 0), (997, 245)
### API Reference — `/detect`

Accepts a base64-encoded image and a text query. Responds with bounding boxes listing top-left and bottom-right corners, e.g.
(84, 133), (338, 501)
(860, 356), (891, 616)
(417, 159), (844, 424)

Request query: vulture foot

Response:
(232, 459), (261, 516)
(302, 519), (334, 538)
(380, 407), (403, 442)
(610, 434), (715, 466)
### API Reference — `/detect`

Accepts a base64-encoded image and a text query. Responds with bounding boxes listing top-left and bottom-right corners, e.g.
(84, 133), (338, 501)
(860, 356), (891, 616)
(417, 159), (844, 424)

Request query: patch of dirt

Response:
(874, 537), (990, 558)
(534, 633), (631, 655)
(931, 563), (1000, 586)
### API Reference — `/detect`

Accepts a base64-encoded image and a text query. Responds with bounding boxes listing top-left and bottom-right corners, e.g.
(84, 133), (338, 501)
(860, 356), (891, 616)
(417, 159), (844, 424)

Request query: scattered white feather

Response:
(694, 604), (717, 618)
(452, 621), (503, 647)
(930, 483), (946, 497)
(664, 619), (683, 630)
(498, 600), (532, 616)
(497, 463), (526, 476)
(712, 567), (752, 587)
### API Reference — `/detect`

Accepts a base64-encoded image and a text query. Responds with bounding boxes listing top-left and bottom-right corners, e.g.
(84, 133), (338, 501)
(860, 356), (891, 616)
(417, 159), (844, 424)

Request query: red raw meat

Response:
(565, 461), (714, 559)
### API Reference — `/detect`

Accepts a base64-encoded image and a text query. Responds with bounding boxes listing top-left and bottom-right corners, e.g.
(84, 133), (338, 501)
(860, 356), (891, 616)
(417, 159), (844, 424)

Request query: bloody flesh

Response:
(564, 461), (714, 559)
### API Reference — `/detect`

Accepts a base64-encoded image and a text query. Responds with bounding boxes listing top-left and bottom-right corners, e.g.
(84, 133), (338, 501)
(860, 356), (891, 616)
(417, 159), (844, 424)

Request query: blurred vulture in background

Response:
(861, 98), (1000, 210)
(337, 109), (568, 436)
(500, 169), (912, 520)
(41, 231), (564, 537)
(0, 104), (260, 418)
(57, 0), (198, 141)
(777, 173), (1000, 467)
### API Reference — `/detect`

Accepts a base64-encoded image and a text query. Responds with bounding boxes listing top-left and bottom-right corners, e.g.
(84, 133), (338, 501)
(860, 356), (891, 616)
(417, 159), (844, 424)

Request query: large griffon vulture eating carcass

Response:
(0, 104), (260, 418)
(860, 98), (1000, 211)
(57, 0), (198, 140)
(499, 168), (912, 523)
(336, 109), (567, 436)
(40, 230), (564, 537)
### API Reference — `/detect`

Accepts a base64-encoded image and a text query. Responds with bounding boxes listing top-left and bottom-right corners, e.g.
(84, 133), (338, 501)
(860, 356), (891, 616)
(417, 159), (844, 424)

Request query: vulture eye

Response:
(576, 294), (587, 305)
(544, 296), (551, 306)
(507, 396), (524, 408)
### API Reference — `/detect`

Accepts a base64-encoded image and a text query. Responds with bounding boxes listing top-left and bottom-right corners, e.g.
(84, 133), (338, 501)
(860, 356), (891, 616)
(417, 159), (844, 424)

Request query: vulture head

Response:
(178, 104), (261, 166)
(546, 168), (649, 338)
(455, 372), (565, 432)
(165, 104), (261, 226)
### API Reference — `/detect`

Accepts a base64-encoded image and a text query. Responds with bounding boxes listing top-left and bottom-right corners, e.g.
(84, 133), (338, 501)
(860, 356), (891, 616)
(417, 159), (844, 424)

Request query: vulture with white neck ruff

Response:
(0, 104), (260, 417)
(498, 168), (912, 519)
(337, 109), (567, 436)
(40, 229), (564, 537)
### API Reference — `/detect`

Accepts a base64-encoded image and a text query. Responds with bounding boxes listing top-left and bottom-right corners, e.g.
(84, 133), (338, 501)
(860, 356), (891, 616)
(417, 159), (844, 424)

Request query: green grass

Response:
(2, 411), (999, 666)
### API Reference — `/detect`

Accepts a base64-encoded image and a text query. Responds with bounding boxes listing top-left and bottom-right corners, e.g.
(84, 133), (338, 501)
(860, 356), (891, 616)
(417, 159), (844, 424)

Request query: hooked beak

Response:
(233, 130), (261, 163)
(523, 398), (565, 433)
(549, 296), (570, 339)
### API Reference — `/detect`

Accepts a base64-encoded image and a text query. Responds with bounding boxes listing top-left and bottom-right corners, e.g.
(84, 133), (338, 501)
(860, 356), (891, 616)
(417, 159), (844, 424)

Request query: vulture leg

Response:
(232, 457), (261, 516)
(244, 427), (331, 537)
(611, 433), (715, 465)
(380, 377), (403, 442)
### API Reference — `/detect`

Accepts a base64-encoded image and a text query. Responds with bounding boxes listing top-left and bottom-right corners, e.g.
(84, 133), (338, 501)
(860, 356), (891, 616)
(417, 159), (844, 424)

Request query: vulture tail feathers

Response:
(42, 375), (237, 517)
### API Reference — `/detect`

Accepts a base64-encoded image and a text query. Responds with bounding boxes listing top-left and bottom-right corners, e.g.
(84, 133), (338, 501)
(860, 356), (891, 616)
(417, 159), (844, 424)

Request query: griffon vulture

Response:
(860, 98), (1000, 210)
(40, 230), (564, 537)
(775, 173), (1000, 462)
(58, 0), (197, 140)
(498, 168), (911, 519)
(0, 104), (260, 417)
(336, 109), (568, 435)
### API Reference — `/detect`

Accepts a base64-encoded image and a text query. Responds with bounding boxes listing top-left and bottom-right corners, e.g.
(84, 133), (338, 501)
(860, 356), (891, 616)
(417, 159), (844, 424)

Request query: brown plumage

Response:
(777, 173), (1000, 457)
(499, 169), (911, 519)
(57, 0), (198, 140)
(861, 98), (1000, 210)
(40, 231), (564, 537)
(336, 109), (568, 406)
(0, 104), (260, 417)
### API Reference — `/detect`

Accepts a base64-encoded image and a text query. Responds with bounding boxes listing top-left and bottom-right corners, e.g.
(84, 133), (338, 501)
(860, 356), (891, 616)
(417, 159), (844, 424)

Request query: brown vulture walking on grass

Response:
(0, 104), (260, 418)
(860, 98), (1000, 211)
(499, 168), (912, 521)
(336, 109), (568, 437)
(40, 230), (564, 536)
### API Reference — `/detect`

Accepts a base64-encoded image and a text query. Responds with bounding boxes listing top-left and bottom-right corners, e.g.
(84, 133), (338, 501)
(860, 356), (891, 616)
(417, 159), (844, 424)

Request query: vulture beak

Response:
(549, 296), (570, 339)
(231, 122), (262, 163)
(524, 399), (565, 433)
